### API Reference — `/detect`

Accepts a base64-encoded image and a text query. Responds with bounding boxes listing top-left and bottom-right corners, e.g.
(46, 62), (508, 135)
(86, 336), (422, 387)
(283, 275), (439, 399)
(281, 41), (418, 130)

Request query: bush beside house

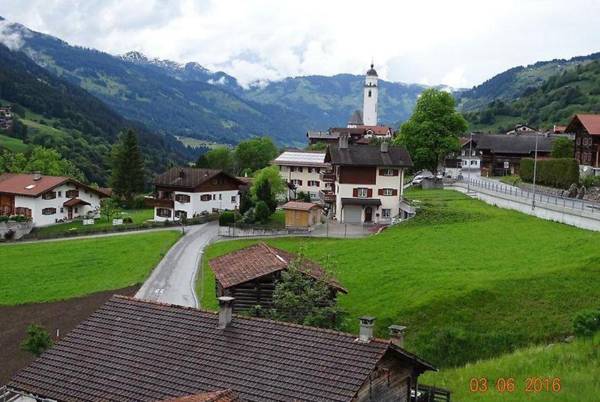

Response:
(520, 158), (579, 189)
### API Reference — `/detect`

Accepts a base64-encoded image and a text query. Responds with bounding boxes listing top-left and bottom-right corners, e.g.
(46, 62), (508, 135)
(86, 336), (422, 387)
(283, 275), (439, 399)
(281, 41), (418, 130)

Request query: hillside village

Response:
(1, 9), (600, 402)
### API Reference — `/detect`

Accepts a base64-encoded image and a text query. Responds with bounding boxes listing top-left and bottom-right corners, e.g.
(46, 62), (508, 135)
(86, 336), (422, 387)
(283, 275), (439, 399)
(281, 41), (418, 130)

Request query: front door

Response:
(68, 207), (73, 220)
(364, 207), (373, 223)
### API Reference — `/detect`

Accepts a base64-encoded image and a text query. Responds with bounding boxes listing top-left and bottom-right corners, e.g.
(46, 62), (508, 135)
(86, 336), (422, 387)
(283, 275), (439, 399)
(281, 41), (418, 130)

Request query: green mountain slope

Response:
(465, 60), (600, 132)
(457, 52), (600, 112)
(0, 43), (193, 184)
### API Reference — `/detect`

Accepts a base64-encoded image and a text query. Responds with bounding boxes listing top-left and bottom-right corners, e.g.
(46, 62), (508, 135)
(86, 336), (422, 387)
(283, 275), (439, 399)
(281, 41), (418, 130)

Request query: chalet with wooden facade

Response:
(149, 167), (246, 221)
(4, 295), (436, 402)
(323, 136), (413, 224)
(209, 242), (345, 312)
(566, 114), (600, 172)
(273, 150), (330, 201)
(0, 173), (108, 226)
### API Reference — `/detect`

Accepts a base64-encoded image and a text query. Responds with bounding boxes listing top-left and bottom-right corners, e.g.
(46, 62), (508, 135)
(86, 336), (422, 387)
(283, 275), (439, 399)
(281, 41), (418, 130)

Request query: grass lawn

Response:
(0, 134), (29, 153)
(199, 189), (600, 368)
(0, 230), (180, 305)
(34, 209), (154, 236)
(421, 333), (600, 401)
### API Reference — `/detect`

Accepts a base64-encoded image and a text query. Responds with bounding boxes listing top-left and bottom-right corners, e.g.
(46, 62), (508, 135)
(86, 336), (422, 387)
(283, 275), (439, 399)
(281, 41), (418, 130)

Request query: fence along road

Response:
(450, 177), (600, 232)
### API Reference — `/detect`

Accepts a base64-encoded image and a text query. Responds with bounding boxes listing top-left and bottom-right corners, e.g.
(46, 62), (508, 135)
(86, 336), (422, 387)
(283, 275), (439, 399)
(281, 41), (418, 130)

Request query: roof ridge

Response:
(112, 295), (389, 344)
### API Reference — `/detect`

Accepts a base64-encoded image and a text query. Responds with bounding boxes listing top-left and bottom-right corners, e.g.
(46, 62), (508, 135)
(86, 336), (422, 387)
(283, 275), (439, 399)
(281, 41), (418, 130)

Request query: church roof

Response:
(366, 63), (378, 77)
(348, 110), (363, 125)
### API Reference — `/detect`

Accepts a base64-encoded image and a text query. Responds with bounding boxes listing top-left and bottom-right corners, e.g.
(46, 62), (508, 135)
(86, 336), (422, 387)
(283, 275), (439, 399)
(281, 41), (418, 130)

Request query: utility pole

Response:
(532, 132), (539, 210)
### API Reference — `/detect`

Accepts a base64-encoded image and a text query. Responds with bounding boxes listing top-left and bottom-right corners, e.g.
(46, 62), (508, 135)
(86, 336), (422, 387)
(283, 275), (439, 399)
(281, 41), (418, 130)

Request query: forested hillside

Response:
(465, 60), (600, 132)
(0, 43), (193, 185)
(457, 52), (600, 112)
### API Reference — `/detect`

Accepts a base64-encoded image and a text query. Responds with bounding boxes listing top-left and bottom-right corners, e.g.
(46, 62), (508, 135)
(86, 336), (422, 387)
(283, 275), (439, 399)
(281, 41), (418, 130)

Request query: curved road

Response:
(135, 221), (218, 307)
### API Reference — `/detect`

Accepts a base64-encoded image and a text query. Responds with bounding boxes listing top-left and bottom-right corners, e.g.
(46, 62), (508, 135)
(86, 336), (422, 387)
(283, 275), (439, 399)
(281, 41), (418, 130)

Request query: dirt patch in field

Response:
(0, 286), (139, 385)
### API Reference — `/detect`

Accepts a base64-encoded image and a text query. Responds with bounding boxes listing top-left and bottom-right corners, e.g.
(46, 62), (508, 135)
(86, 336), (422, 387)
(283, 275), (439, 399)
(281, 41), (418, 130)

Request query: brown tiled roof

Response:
(281, 201), (320, 211)
(160, 389), (240, 402)
(7, 296), (434, 401)
(209, 243), (346, 293)
(326, 144), (413, 167)
(154, 167), (244, 189)
(0, 173), (107, 197)
(355, 125), (392, 136)
(63, 198), (91, 207)
(566, 114), (600, 135)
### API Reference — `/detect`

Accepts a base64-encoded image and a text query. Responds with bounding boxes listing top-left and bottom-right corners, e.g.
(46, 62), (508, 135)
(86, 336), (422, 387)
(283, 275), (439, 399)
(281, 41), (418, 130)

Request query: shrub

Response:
(573, 308), (600, 338)
(122, 217), (133, 224)
(254, 201), (271, 223)
(219, 210), (241, 226)
(21, 324), (53, 356)
(582, 175), (600, 188)
(4, 229), (15, 240)
(296, 191), (312, 202)
(520, 158), (579, 189)
(0, 216), (9, 223)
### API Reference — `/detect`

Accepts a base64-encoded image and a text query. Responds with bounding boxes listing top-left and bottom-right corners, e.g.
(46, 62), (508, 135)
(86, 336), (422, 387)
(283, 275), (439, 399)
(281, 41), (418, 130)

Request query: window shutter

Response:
(378, 189), (384, 195)
(393, 169), (399, 176)
(392, 189), (398, 196)
(379, 169), (384, 176)
(367, 188), (373, 197)
(353, 188), (358, 197)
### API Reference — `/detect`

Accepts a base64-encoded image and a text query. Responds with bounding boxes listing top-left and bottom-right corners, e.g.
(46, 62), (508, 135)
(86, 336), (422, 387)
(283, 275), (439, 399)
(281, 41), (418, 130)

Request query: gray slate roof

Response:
(7, 296), (434, 402)
(474, 134), (555, 154)
(348, 110), (363, 125)
(326, 144), (413, 167)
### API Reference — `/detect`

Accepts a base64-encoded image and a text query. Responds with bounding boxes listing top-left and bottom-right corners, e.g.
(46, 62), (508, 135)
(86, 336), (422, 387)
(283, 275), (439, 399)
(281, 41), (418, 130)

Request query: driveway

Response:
(135, 221), (218, 307)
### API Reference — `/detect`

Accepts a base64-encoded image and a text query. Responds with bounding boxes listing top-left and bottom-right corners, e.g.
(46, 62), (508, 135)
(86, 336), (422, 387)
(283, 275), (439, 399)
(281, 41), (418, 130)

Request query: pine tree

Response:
(111, 129), (145, 201)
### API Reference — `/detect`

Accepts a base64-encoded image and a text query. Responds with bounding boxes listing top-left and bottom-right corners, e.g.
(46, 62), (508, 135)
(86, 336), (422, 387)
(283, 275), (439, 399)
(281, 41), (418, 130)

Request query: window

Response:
(290, 166), (296, 172)
(368, 90), (372, 97)
(231, 195), (237, 203)
(291, 179), (303, 186)
(357, 188), (368, 198)
(57, 191), (62, 197)
(315, 167), (320, 173)
(200, 194), (211, 201)
(576, 138), (581, 145)
(42, 208), (56, 215)
(66, 189), (79, 198)
(175, 194), (191, 203)
(379, 169), (398, 176)
(74, 207), (78, 213)
(42, 191), (56, 200)
(298, 167), (303, 173)
(175, 210), (187, 220)
(382, 188), (394, 196)
(308, 167), (313, 173)
(471, 160), (477, 166)
(308, 180), (320, 187)
(219, 194), (222, 200)
(156, 208), (172, 218)
(60, 207), (64, 213)
(213, 194), (217, 200)
(382, 209), (391, 218)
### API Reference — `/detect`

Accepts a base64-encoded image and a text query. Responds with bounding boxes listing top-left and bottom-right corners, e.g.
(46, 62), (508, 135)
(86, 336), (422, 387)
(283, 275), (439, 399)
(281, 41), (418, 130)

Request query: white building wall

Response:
(14, 183), (103, 227)
(277, 165), (329, 201)
(363, 75), (378, 126)
(154, 189), (239, 222)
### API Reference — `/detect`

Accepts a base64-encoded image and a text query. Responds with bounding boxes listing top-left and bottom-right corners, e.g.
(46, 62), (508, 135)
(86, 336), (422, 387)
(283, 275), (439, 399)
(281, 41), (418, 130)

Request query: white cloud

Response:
(2, 0), (600, 87)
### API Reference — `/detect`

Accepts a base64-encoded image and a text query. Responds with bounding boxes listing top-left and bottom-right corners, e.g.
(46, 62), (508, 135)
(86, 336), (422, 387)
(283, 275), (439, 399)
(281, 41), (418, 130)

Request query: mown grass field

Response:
(0, 231), (180, 305)
(199, 189), (600, 368)
(34, 209), (154, 236)
(0, 134), (29, 153)
(421, 333), (600, 401)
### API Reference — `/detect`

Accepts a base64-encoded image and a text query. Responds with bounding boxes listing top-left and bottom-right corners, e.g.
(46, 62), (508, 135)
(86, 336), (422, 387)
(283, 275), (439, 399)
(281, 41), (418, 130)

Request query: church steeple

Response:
(363, 63), (378, 126)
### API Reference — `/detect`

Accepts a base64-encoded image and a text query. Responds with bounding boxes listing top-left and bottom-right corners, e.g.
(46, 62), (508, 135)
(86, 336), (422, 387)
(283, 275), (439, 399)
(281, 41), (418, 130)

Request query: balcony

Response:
(144, 197), (174, 209)
(319, 170), (336, 183)
(319, 190), (336, 203)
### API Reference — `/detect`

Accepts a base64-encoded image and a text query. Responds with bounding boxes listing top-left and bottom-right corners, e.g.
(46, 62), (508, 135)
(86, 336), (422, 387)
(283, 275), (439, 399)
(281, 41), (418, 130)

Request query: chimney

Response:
(380, 141), (389, 153)
(33, 172), (42, 181)
(389, 325), (406, 348)
(218, 296), (234, 329)
(339, 133), (349, 149)
(358, 316), (375, 343)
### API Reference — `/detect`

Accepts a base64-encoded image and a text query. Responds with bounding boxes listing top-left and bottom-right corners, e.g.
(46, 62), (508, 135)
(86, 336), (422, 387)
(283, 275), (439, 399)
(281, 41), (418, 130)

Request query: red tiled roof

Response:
(209, 242), (346, 293)
(7, 296), (435, 401)
(355, 125), (392, 135)
(567, 114), (600, 135)
(0, 173), (106, 197)
(281, 201), (320, 211)
(160, 390), (240, 402)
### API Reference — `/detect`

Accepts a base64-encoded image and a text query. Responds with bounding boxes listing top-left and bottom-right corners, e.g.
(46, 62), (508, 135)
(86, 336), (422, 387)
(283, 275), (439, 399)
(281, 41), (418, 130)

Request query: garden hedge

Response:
(520, 158), (579, 189)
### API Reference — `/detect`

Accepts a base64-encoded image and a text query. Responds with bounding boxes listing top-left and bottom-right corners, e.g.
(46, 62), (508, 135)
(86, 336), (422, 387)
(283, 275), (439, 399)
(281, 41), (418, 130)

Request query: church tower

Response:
(363, 63), (378, 126)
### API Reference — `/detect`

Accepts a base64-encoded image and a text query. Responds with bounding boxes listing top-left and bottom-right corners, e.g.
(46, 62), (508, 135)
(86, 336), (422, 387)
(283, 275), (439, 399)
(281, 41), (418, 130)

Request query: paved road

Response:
(135, 221), (218, 307)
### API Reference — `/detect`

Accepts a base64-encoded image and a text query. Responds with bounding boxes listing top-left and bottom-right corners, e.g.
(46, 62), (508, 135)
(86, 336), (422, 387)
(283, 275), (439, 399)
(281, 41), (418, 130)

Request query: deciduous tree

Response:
(234, 136), (277, 174)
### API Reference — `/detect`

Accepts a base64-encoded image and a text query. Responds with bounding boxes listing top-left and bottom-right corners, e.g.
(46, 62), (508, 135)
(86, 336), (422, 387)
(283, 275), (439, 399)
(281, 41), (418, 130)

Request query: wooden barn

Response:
(209, 242), (346, 312)
(282, 201), (322, 229)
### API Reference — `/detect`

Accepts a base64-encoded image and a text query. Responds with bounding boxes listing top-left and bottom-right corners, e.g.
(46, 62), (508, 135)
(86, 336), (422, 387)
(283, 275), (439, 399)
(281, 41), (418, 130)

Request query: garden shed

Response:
(281, 201), (322, 229)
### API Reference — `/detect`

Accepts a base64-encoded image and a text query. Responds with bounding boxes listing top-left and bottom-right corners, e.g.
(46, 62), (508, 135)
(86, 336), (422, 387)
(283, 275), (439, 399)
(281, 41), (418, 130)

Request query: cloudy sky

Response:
(2, 0), (600, 88)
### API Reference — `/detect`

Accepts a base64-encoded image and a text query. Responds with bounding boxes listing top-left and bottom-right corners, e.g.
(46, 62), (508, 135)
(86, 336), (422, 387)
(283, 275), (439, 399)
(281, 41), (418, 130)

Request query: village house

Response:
(149, 167), (245, 221)
(272, 150), (330, 201)
(209, 242), (345, 312)
(0, 173), (108, 226)
(505, 124), (537, 135)
(5, 295), (436, 402)
(323, 136), (413, 224)
(566, 114), (600, 174)
(0, 106), (13, 131)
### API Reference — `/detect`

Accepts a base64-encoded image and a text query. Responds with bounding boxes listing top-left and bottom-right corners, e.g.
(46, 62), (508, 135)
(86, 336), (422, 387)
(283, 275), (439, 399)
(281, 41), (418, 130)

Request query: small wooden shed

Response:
(282, 201), (322, 229)
(209, 242), (346, 312)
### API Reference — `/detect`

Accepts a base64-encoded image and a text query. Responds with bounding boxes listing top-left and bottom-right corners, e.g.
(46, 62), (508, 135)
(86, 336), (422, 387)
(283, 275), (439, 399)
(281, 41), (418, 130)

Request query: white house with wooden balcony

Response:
(273, 151), (331, 201)
(0, 173), (108, 226)
(149, 167), (245, 221)
(323, 135), (413, 224)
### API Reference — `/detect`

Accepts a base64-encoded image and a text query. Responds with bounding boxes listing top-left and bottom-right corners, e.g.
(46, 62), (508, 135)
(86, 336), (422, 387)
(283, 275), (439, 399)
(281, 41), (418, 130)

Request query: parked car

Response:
(411, 170), (434, 185)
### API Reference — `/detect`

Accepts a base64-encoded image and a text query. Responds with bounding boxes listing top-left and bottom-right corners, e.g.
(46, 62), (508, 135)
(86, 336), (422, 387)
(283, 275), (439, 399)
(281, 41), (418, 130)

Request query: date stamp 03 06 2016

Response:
(469, 377), (562, 394)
